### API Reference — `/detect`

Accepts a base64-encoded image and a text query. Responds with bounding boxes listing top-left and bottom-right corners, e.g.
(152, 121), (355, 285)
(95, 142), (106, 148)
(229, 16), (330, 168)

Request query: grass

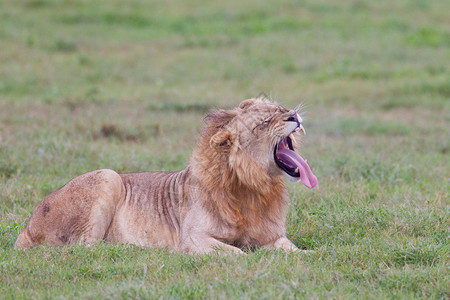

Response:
(0, 0), (449, 298)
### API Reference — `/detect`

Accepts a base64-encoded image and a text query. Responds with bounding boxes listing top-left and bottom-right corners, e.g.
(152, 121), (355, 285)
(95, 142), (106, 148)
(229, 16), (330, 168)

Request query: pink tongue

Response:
(276, 148), (318, 189)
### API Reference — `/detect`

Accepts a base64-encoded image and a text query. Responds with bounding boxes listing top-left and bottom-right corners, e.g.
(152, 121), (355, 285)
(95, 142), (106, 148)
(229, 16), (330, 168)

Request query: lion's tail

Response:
(14, 229), (33, 249)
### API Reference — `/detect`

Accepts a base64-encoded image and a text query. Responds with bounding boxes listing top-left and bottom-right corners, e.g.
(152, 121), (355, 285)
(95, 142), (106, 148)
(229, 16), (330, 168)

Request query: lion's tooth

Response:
(288, 133), (295, 146)
(295, 167), (299, 173)
(299, 124), (306, 135)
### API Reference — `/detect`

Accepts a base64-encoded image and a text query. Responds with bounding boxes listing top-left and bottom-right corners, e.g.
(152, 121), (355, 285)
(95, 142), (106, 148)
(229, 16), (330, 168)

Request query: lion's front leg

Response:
(264, 237), (313, 253)
(179, 234), (244, 254)
(179, 202), (244, 254)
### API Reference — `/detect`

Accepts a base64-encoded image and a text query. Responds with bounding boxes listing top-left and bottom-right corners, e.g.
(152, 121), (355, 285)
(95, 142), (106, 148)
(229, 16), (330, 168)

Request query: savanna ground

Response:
(0, 0), (449, 298)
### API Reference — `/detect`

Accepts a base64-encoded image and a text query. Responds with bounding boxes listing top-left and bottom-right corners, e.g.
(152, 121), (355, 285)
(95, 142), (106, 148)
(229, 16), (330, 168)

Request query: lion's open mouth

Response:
(274, 129), (318, 189)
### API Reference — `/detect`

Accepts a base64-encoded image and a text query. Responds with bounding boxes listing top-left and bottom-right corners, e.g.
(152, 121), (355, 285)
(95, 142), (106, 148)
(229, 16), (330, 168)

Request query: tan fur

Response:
(15, 98), (308, 253)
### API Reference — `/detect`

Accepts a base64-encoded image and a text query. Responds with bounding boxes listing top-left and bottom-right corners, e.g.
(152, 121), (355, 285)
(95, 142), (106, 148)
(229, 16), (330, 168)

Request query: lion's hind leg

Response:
(14, 169), (125, 249)
(14, 229), (34, 249)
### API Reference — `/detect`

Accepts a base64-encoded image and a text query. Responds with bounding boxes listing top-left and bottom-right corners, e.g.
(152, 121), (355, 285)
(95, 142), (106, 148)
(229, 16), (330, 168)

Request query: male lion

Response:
(15, 97), (317, 253)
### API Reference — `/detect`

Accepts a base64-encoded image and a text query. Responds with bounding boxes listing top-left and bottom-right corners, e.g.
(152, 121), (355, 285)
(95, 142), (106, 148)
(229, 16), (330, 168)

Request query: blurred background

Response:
(1, 0), (448, 219)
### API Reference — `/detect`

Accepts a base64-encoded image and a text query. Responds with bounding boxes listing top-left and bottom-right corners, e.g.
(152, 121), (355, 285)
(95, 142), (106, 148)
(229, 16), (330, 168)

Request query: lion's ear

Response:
(239, 99), (257, 110)
(210, 130), (234, 150)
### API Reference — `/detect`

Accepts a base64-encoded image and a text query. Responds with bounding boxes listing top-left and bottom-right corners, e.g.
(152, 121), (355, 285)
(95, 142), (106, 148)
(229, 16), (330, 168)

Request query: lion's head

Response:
(191, 97), (317, 193)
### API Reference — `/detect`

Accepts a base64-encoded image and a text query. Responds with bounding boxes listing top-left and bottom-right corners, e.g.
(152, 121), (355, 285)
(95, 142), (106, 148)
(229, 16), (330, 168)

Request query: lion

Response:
(15, 97), (317, 253)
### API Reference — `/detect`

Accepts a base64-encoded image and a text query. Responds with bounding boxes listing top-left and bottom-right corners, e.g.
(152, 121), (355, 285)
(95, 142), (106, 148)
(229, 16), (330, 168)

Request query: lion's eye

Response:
(257, 119), (271, 129)
(252, 116), (273, 132)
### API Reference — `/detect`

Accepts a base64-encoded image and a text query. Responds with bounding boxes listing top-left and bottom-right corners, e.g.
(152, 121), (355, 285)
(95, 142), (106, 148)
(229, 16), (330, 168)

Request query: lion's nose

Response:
(285, 112), (302, 124)
(286, 115), (297, 122)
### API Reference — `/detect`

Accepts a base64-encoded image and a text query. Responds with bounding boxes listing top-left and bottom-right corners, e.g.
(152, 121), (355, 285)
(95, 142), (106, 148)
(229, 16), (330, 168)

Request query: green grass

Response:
(0, 0), (449, 298)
